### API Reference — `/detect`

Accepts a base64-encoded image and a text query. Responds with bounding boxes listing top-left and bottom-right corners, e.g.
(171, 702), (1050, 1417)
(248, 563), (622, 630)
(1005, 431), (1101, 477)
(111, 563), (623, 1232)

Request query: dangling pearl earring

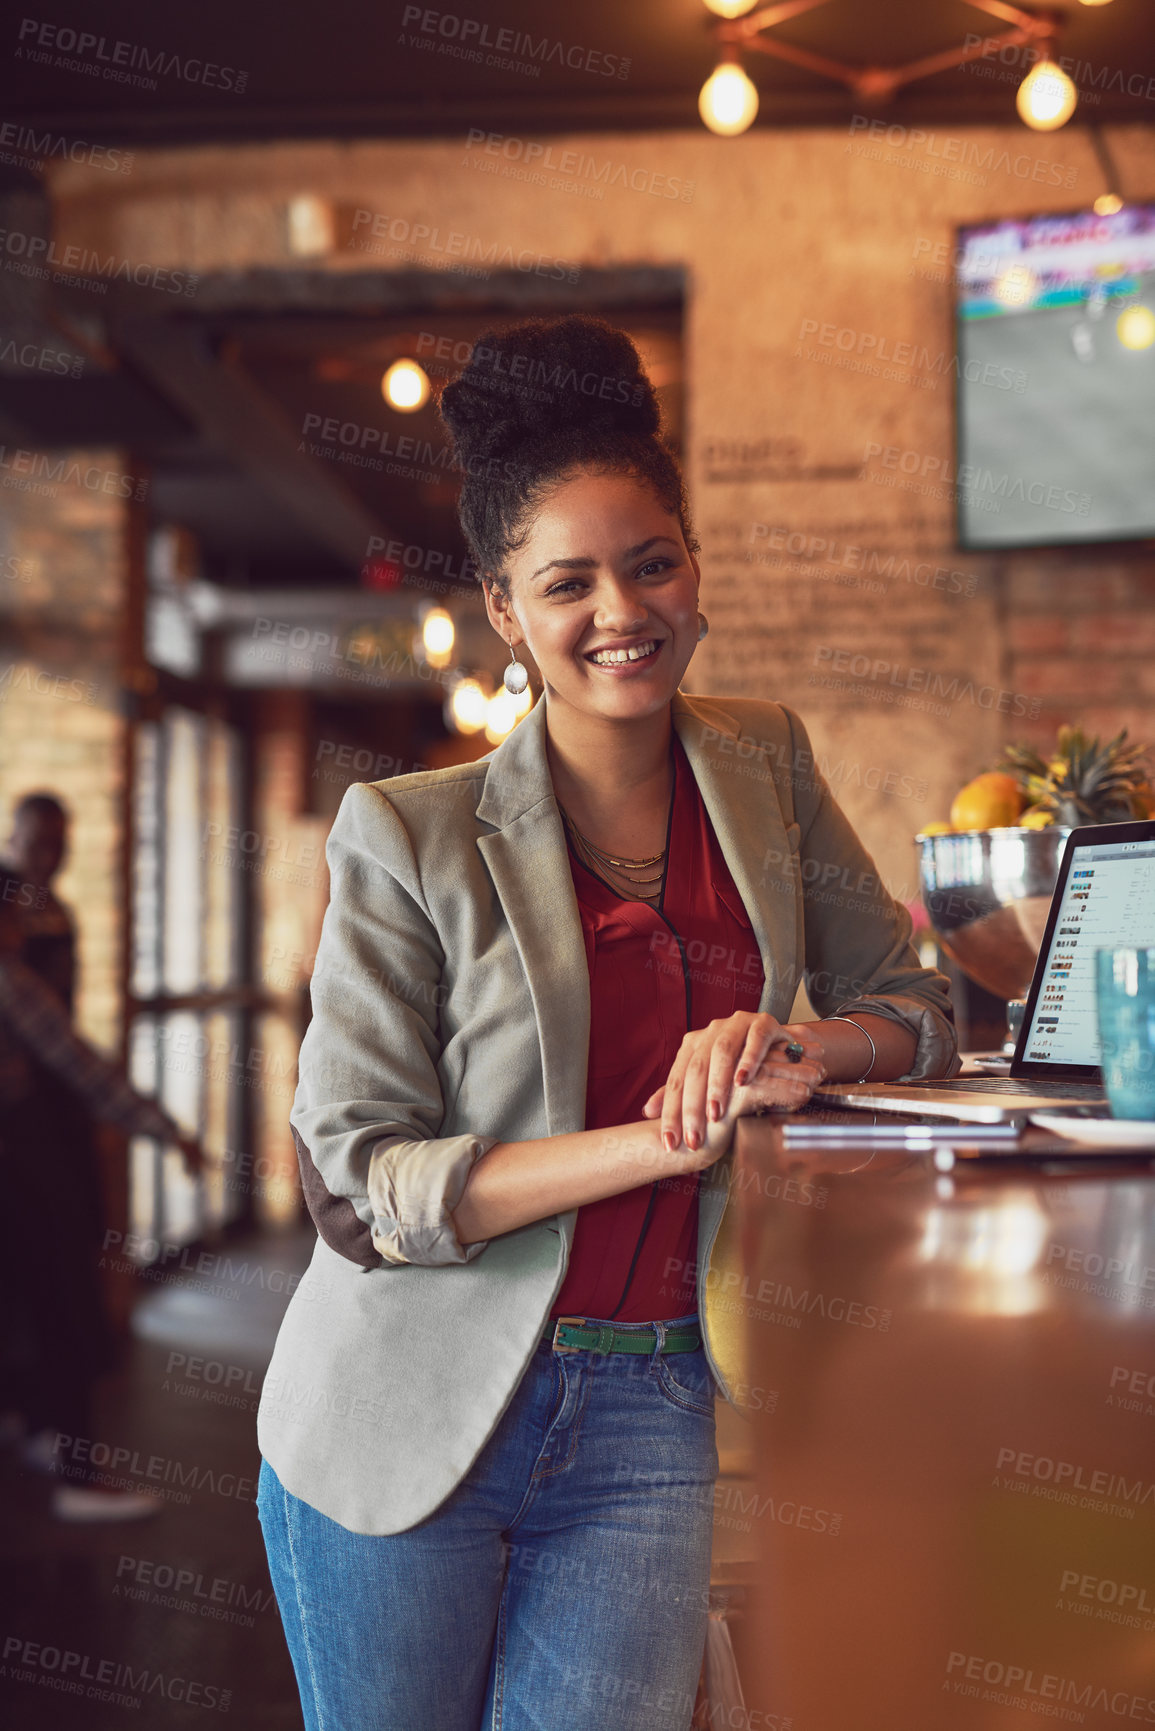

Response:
(503, 639), (529, 695)
(697, 612), (709, 642)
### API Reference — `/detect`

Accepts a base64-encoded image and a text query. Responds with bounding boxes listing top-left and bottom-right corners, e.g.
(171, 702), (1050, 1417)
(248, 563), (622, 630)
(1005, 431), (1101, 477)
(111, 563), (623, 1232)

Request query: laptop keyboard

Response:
(909, 1077), (1104, 1099)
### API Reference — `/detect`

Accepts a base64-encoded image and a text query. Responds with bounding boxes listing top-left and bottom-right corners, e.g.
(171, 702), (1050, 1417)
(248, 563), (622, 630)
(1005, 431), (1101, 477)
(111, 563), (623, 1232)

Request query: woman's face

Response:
(484, 468), (701, 724)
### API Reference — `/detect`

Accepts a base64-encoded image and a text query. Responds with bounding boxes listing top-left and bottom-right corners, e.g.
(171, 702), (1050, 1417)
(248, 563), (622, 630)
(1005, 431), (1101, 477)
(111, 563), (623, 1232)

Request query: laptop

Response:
(813, 818), (1155, 1124)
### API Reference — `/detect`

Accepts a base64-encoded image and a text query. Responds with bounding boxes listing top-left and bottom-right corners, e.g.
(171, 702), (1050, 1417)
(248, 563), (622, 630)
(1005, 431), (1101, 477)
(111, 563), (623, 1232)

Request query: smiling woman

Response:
(442, 317), (705, 878)
(255, 314), (959, 1731)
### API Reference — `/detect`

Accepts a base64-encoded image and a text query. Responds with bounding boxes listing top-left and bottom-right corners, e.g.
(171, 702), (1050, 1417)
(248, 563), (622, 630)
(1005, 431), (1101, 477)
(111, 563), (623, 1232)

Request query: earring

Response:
(503, 639), (529, 695)
(697, 612), (709, 643)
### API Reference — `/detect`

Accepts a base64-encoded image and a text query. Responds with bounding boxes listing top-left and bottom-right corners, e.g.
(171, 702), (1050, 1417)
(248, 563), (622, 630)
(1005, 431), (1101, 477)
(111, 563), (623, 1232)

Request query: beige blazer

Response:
(257, 690), (958, 1534)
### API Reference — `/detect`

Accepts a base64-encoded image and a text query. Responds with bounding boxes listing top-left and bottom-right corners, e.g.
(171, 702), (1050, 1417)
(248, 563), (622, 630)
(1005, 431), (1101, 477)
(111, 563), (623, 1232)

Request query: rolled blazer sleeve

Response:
(781, 706), (960, 1081)
(290, 782), (498, 1270)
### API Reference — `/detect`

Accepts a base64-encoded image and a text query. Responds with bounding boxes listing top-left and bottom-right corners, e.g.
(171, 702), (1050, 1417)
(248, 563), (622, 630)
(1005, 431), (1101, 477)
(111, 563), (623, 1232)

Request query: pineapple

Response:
(998, 725), (1152, 827)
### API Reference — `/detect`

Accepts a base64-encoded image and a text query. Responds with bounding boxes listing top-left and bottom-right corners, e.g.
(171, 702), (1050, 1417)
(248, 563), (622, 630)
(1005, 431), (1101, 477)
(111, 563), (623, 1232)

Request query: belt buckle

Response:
(551, 1316), (588, 1354)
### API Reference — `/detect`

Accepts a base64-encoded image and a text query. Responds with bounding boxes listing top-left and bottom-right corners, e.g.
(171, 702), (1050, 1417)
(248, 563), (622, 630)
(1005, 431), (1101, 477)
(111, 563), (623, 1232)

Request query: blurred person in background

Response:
(1, 792), (75, 1007)
(0, 828), (201, 1521)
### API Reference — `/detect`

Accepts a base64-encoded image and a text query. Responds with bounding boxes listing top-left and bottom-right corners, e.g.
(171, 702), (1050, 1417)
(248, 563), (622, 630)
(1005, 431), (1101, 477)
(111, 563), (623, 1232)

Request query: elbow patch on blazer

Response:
(291, 1125), (380, 1270)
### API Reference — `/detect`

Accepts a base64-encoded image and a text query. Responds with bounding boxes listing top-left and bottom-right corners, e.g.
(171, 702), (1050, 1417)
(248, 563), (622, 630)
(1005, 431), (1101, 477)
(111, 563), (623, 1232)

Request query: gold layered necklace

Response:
(561, 807), (668, 905)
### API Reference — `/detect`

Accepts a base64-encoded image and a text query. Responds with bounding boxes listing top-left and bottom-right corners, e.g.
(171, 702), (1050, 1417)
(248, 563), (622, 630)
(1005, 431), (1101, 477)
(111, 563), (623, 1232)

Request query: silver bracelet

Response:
(825, 1016), (877, 1082)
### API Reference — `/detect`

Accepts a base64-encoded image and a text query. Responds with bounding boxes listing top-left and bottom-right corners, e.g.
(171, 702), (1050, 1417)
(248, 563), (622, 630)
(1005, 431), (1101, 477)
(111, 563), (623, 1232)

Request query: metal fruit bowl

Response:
(916, 826), (1073, 1000)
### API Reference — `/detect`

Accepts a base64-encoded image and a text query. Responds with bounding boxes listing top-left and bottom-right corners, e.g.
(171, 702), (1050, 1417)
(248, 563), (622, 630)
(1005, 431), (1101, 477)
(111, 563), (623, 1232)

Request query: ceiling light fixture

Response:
(699, 0), (1088, 137)
(1015, 56), (1078, 130)
(701, 0), (758, 19)
(699, 52), (760, 135)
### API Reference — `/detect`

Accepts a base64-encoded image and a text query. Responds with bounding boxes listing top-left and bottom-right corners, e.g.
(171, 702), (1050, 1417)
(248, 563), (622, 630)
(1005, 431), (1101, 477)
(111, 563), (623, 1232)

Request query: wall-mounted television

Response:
(955, 204), (1155, 551)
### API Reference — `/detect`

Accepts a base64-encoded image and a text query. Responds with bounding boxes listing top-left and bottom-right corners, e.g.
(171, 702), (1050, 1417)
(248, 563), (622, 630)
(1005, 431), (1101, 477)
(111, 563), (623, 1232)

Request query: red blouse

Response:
(549, 733), (765, 1324)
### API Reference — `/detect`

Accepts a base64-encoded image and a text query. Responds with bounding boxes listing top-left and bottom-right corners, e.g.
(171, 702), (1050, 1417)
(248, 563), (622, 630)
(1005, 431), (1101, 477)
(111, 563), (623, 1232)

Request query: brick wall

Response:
(1006, 556), (1155, 751)
(46, 124), (1155, 882)
(0, 451), (127, 1050)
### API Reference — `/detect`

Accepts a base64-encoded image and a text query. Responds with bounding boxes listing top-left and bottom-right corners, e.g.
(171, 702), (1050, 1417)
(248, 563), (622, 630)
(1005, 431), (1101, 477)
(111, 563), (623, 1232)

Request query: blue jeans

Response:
(257, 1316), (718, 1731)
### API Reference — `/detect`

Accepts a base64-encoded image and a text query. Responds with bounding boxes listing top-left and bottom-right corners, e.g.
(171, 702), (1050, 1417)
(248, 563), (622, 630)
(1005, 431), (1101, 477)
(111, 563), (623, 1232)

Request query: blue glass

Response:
(1096, 948), (1155, 1120)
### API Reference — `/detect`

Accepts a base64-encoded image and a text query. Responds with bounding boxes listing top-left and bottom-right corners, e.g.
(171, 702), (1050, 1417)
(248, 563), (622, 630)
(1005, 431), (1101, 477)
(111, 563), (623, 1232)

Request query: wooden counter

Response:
(730, 1114), (1155, 1731)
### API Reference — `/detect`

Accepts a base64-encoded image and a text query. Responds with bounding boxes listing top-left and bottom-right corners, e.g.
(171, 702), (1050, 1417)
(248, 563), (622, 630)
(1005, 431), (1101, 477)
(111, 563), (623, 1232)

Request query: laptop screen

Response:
(1020, 834), (1155, 1068)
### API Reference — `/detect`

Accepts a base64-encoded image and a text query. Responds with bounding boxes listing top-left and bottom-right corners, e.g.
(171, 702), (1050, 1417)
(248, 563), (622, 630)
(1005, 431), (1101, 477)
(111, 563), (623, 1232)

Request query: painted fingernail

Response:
(708, 1099), (720, 1122)
(663, 1130), (676, 1154)
(687, 1127), (701, 1152)
(735, 1069), (749, 1087)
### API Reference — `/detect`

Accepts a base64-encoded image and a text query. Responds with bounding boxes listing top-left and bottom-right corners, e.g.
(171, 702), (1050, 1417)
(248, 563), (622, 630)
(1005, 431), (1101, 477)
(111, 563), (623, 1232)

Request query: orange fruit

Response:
(1131, 781), (1155, 819)
(949, 772), (1025, 831)
(918, 821), (954, 836)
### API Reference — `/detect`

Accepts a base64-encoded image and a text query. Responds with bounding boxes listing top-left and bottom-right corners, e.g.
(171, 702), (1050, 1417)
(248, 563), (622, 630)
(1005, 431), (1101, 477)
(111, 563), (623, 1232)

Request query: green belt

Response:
(542, 1316), (702, 1355)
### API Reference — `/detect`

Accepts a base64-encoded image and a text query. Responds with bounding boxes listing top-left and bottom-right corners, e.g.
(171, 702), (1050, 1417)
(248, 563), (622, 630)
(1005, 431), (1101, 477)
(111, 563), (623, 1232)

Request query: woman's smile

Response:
(584, 637), (664, 673)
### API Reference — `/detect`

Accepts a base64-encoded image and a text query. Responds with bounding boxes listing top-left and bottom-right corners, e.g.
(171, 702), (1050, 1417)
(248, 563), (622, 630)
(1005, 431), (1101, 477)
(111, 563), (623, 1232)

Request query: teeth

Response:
(590, 640), (657, 665)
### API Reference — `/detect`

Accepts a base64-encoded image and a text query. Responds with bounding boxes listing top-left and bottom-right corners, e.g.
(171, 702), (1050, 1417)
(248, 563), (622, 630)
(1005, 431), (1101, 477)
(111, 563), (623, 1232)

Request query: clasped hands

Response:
(641, 1011), (826, 1170)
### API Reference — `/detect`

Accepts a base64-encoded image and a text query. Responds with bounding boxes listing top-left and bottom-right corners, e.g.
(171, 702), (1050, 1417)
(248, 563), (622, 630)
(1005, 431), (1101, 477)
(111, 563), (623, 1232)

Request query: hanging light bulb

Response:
(1116, 306), (1155, 351)
(1016, 58), (1078, 130)
(482, 684), (531, 742)
(701, 0), (757, 15)
(381, 358), (430, 412)
(699, 58), (759, 136)
(421, 607), (455, 668)
(484, 688), (521, 744)
(448, 675), (490, 735)
(1093, 193), (1124, 215)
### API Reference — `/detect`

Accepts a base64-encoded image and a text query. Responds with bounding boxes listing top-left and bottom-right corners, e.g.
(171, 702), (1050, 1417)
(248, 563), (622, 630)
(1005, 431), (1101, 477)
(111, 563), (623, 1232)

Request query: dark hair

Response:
(438, 315), (697, 592)
(13, 792), (66, 824)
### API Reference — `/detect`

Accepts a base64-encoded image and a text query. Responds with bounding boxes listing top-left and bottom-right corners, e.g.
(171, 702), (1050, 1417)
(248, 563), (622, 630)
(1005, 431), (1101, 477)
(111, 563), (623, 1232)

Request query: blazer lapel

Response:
(671, 691), (798, 1016)
(475, 699), (591, 1156)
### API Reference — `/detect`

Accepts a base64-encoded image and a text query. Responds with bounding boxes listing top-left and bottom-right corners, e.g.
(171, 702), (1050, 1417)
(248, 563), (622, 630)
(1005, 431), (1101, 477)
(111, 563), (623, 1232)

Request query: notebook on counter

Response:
(813, 818), (1155, 1125)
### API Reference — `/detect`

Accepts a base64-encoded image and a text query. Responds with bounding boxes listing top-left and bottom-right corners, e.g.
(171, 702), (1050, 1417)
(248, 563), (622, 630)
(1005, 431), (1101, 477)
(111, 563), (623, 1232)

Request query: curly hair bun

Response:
(438, 314), (661, 468)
